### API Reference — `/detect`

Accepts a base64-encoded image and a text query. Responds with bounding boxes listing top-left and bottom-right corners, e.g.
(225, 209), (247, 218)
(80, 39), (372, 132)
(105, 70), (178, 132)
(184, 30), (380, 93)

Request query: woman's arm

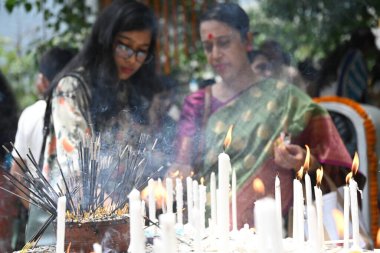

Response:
(51, 76), (91, 171)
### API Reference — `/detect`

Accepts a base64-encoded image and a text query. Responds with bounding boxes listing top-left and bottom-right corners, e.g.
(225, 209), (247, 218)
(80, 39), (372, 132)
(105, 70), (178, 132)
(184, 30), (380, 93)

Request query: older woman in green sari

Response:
(171, 3), (352, 228)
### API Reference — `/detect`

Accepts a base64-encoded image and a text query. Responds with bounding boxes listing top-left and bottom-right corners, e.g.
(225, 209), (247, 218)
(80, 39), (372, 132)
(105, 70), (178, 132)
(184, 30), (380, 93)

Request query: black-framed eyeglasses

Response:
(115, 42), (152, 63)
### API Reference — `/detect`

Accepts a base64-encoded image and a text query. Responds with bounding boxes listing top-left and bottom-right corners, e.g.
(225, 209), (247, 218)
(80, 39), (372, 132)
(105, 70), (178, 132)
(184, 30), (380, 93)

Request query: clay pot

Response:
(63, 218), (130, 253)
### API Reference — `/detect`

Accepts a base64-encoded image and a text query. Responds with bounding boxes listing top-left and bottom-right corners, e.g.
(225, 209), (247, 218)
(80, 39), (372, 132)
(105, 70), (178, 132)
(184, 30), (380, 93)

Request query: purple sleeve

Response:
(177, 89), (206, 138)
(172, 89), (206, 164)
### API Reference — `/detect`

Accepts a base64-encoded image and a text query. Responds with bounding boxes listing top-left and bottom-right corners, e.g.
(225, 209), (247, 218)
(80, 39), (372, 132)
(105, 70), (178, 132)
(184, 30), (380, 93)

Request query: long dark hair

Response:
(200, 3), (250, 40)
(53, 0), (158, 128)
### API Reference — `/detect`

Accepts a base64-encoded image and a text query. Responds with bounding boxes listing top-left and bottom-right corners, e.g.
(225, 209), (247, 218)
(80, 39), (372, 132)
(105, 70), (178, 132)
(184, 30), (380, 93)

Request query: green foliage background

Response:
(1, 0), (380, 109)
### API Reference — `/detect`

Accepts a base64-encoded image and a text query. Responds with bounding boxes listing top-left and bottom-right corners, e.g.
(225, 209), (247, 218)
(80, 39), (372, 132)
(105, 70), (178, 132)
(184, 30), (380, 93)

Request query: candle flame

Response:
(252, 178), (265, 195)
(376, 227), (380, 248)
(223, 125), (234, 151)
(351, 152), (359, 175)
(345, 172), (353, 185)
(316, 167), (324, 187)
(140, 180), (167, 209)
(303, 145), (310, 172)
(332, 208), (344, 239)
(200, 177), (204, 186)
(190, 171), (194, 177)
(171, 170), (180, 178)
(296, 166), (304, 180)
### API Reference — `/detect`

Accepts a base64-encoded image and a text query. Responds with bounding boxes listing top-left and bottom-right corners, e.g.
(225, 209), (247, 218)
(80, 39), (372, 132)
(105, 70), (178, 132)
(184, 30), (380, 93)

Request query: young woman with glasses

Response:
(29, 0), (158, 245)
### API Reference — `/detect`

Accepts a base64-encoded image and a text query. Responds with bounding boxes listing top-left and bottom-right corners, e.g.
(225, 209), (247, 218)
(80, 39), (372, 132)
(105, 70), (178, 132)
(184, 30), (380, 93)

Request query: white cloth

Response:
(12, 100), (46, 166)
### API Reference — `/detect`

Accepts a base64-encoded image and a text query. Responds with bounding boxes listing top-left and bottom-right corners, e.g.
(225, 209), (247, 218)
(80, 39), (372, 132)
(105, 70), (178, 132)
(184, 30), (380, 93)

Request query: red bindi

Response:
(207, 33), (214, 40)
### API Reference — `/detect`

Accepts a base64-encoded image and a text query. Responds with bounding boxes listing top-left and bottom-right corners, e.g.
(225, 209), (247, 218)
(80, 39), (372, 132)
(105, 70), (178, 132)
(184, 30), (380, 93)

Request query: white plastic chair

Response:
(317, 99), (380, 236)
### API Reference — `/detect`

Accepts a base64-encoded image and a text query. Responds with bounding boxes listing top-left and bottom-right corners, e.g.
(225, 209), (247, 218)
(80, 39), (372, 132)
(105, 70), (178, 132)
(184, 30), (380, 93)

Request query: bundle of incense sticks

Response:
(1, 133), (163, 245)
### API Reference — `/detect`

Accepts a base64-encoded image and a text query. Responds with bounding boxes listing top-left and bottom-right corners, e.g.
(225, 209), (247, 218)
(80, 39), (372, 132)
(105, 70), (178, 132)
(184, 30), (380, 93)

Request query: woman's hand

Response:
(273, 140), (305, 171)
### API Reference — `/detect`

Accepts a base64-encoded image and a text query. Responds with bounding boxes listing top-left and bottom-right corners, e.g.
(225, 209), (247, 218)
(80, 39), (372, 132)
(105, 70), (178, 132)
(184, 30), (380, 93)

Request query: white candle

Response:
(175, 178), (183, 226)
(160, 213), (177, 253)
(148, 179), (156, 222)
(293, 177), (304, 250)
(293, 179), (299, 243)
(308, 205), (319, 251)
(153, 238), (163, 253)
(218, 151), (231, 253)
(141, 200), (146, 225)
(297, 180), (305, 249)
(343, 185), (350, 249)
(93, 243), (102, 253)
(254, 197), (283, 253)
(192, 180), (199, 210)
(193, 208), (202, 252)
(305, 172), (313, 241)
(349, 178), (360, 248)
(56, 196), (66, 253)
(314, 185), (324, 250)
(186, 177), (193, 226)
(129, 189), (145, 253)
(275, 175), (282, 238)
(199, 184), (207, 234)
(232, 168), (237, 231)
(166, 178), (173, 213)
(210, 172), (217, 227)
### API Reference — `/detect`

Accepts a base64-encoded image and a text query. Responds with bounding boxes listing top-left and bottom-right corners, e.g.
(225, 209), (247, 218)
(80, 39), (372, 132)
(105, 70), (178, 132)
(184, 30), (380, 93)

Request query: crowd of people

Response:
(0, 0), (378, 251)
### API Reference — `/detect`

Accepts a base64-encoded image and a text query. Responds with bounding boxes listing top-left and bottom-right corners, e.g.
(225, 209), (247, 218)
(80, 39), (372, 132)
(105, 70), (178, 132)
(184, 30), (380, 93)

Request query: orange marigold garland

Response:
(314, 96), (379, 242)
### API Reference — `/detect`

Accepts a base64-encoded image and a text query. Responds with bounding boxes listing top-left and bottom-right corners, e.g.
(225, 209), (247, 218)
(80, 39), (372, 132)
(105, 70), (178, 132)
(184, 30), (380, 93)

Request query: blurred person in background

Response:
(248, 49), (273, 78)
(260, 39), (307, 92)
(336, 27), (377, 102)
(10, 47), (76, 246)
(0, 70), (19, 252)
(318, 27), (378, 102)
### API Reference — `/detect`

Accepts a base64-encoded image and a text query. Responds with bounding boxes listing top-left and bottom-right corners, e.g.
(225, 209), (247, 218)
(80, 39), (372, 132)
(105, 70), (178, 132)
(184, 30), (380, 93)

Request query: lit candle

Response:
(232, 168), (237, 231)
(293, 167), (304, 250)
(254, 197), (283, 252)
(275, 174), (282, 238)
(349, 179), (360, 248)
(344, 173), (351, 249)
(129, 189), (145, 253)
(166, 178), (173, 213)
(303, 146), (313, 242)
(175, 178), (183, 226)
(186, 176), (193, 226)
(160, 213), (177, 253)
(218, 125), (233, 253)
(56, 196), (67, 253)
(210, 172), (217, 226)
(148, 179), (156, 222)
(314, 167), (324, 251)
(349, 153), (360, 249)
